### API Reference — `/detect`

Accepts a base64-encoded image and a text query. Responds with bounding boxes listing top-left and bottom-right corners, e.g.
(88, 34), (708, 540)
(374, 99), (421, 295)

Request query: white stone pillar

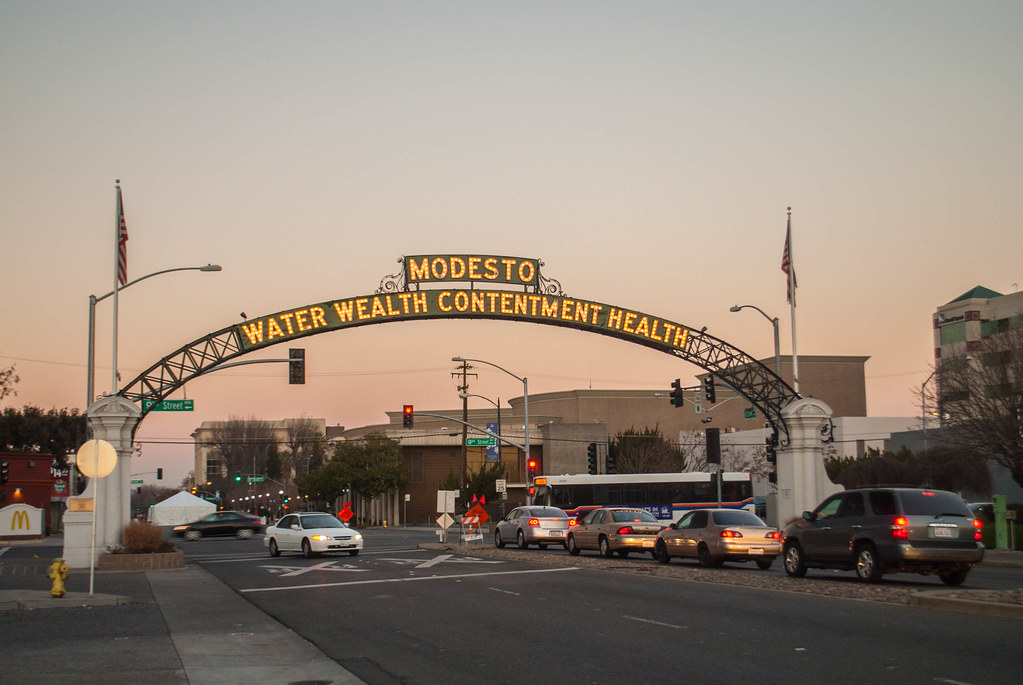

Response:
(775, 398), (842, 527)
(62, 396), (140, 568)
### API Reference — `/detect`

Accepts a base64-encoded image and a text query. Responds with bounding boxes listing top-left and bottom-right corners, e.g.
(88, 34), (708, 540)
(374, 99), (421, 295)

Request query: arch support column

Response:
(775, 398), (842, 526)
(62, 396), (140, 568)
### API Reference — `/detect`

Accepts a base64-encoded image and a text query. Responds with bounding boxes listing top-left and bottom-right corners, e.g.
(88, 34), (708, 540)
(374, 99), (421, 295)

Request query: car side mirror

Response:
(291, 524), (301, 530)
(669, 522), (678, 529)
(802, 511), (814, 522)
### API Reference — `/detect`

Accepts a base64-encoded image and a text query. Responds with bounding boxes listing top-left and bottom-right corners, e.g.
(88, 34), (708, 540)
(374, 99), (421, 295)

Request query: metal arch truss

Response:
(118, 317), (804, 443)
(676, 329), (801, 445)
(118, 325), (247, 422)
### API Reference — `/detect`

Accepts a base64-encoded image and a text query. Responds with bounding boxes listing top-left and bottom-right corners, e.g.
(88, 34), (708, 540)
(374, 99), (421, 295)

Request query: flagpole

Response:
(112, 181), (122, 394)
(787, 207), (799, 394)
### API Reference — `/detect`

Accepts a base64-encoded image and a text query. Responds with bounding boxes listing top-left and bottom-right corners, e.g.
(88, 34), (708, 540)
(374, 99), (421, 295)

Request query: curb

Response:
(909, 591), (1023, 620)
(0, 589), (133, 611)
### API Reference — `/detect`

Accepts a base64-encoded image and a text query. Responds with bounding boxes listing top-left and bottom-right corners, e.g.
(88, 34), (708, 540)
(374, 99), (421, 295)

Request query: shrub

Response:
(120, 521), (177, 554)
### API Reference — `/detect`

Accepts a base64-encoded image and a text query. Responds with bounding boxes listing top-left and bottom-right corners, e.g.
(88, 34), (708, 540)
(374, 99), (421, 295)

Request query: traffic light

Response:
(156, 467), (163, 480)
(768, 471), (778, 484)
(527, 458), (539, 480)
(705, 427), (721, 465)
(669, 378), (684, 408)
(0, 461), (8, 485)
(289, 348), (305, 384)
(586, 443), (597, 475)
(402, 404), (414, 428)
(703, 375), (716, 404)
(765, 432), (778, 465)
(605, 450), (615, 475)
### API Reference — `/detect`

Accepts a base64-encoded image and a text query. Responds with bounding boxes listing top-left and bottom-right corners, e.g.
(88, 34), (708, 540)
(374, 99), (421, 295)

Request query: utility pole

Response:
(452, 360), (477, 485)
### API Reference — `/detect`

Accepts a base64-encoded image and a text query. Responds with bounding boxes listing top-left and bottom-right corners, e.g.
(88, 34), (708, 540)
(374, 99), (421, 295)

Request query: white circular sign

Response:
(76, 439), (117, 478)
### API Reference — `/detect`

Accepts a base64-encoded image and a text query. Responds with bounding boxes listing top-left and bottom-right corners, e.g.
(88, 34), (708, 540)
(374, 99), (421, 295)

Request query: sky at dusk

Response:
(3, 2), (1022, 486)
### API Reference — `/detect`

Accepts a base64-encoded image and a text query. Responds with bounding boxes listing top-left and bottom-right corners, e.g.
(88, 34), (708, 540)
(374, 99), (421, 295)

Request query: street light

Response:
(87, 264), (222, 405)
(453, 356), (528, 497)
(729, 304), (781, 378)
(458, 392), (502, 437)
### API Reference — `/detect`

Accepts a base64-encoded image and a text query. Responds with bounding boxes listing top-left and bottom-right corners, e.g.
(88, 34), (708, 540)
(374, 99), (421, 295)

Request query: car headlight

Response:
(311, 535), (330, 541)
(353, 533), (363, 540)
(173, 525), (187, 531)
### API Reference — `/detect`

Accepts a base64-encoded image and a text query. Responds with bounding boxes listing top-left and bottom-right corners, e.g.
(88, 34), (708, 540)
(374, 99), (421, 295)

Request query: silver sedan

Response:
(655, 508), (781, 569)
(495, 506), (574, 549)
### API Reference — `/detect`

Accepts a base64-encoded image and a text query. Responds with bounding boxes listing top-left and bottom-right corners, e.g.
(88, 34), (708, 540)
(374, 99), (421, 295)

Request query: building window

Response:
(939, 322), (966, 346)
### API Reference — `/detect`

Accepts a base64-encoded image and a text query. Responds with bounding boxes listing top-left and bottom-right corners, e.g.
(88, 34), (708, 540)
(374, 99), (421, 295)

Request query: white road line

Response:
(241, 566), (580, 594)
(193, 547), (424, 564)
(489, 587), (521, 596)
(623, 615), (687, 630)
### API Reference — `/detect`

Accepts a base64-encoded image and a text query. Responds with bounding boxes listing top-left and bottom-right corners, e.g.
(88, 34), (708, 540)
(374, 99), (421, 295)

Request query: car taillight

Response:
(719, 530), (743, 538)
(617, 526), (634, 535)
(568, 519), (577, 526)
(528, 518), (540, 526)
(891, 516), (909, 540)
(973, 518), (983, 541)
(765, 531), (781, 540)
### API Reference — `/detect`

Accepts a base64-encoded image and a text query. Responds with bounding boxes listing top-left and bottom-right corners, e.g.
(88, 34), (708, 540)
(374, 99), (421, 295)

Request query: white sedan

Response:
(264, 511), (363, 558)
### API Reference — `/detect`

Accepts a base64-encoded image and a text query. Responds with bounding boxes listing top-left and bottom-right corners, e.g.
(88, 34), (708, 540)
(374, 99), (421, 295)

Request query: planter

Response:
(97, 549), (184, 571)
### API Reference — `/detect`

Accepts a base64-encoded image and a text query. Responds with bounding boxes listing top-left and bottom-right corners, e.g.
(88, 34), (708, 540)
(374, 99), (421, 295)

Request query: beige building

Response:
(933, 286), (1023, 360)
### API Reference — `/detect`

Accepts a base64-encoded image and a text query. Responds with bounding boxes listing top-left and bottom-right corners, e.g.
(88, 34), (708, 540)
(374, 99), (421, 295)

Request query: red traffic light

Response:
(402, 404), (414, 428)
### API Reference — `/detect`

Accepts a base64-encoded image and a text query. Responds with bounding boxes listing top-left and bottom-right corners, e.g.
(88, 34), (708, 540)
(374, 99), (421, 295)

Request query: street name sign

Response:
(466, 437), (497, 447)
(142, 399), (194, 412)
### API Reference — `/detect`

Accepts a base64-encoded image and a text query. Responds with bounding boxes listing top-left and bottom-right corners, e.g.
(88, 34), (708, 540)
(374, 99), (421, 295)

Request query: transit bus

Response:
(531, 472), (754, 523)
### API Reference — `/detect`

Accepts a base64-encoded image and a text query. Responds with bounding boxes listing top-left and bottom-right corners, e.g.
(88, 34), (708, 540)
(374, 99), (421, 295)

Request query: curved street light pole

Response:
(87, 264), (222, 406)
(452, 356), (529, 501)
(729, 304), (781, 378)
(458, 392), (501, 437)
(921, 356), (971, 453)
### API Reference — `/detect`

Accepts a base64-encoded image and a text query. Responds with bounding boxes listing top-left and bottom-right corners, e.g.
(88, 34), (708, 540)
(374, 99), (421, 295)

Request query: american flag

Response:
(781, 213), (796, 305)
(117, 186), (128, 286)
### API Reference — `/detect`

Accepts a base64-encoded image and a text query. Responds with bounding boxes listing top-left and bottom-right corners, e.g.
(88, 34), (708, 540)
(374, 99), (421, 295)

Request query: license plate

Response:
(547, 530), (564, 537)
(642, 541), (654, 548)
(749, 548), (764, 555)
(931, 526), (956, 538)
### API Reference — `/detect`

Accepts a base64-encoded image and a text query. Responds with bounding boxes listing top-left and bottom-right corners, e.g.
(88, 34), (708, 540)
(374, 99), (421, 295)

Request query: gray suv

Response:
(782, 488), (984, 585)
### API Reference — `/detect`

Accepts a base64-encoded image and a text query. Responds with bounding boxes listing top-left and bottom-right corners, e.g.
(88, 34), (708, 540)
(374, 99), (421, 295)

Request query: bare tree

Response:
(202, 417), (279, 484)
(926, 326), (1023, 486)
(0, 361), (18, 403)
(282, 416), (326, 480)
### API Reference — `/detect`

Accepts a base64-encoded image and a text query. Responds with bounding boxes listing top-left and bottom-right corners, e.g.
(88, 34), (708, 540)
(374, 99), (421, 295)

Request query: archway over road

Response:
(118, 253), (802, 440)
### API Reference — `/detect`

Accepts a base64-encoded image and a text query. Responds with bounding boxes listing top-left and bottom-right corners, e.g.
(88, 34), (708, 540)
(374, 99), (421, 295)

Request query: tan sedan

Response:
(566, 507), (666, 558)
(655, 508), (781, 569)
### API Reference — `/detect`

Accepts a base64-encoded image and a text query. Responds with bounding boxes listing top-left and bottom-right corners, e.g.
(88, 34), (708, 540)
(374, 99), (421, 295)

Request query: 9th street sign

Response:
(466, 437), (497, 447)
(142, 399), (194, 411)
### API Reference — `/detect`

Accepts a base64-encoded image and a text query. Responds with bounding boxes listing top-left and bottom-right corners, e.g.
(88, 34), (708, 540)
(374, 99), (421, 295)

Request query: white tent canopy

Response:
(149, 490), (216, 526)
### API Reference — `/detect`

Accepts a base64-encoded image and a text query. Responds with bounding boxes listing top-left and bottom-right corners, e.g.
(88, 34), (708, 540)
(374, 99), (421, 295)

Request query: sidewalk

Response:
(0, 539), (363, 685)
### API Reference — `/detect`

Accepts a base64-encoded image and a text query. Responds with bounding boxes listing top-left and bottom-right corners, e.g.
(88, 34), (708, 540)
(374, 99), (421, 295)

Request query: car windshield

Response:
(528, 507), (568, 519)
(712, 510), (764, 526)
(611, 510), (658, 523)
(301, 514), (346, 529)
(899, 491), (970, 517)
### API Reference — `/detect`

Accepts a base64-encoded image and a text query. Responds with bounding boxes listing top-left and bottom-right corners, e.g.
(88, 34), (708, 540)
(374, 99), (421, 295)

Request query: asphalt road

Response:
(178, 527), (1021, 685)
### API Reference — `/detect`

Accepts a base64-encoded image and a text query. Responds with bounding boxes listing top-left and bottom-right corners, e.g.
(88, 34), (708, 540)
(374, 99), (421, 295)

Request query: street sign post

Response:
(466, 437), (497, 447)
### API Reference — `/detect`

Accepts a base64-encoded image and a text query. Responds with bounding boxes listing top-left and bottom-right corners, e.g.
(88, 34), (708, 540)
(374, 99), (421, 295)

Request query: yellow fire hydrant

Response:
(48, 558), (68, 598)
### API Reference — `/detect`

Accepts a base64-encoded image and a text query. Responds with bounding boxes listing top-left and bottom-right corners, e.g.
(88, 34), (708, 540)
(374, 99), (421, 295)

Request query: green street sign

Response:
(131, 479), (143, 485)
(466, 437), (497, 447)
(143, 399), (194, 412)
(744, 407), (756, 419)
(248, 476), (265, 483)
